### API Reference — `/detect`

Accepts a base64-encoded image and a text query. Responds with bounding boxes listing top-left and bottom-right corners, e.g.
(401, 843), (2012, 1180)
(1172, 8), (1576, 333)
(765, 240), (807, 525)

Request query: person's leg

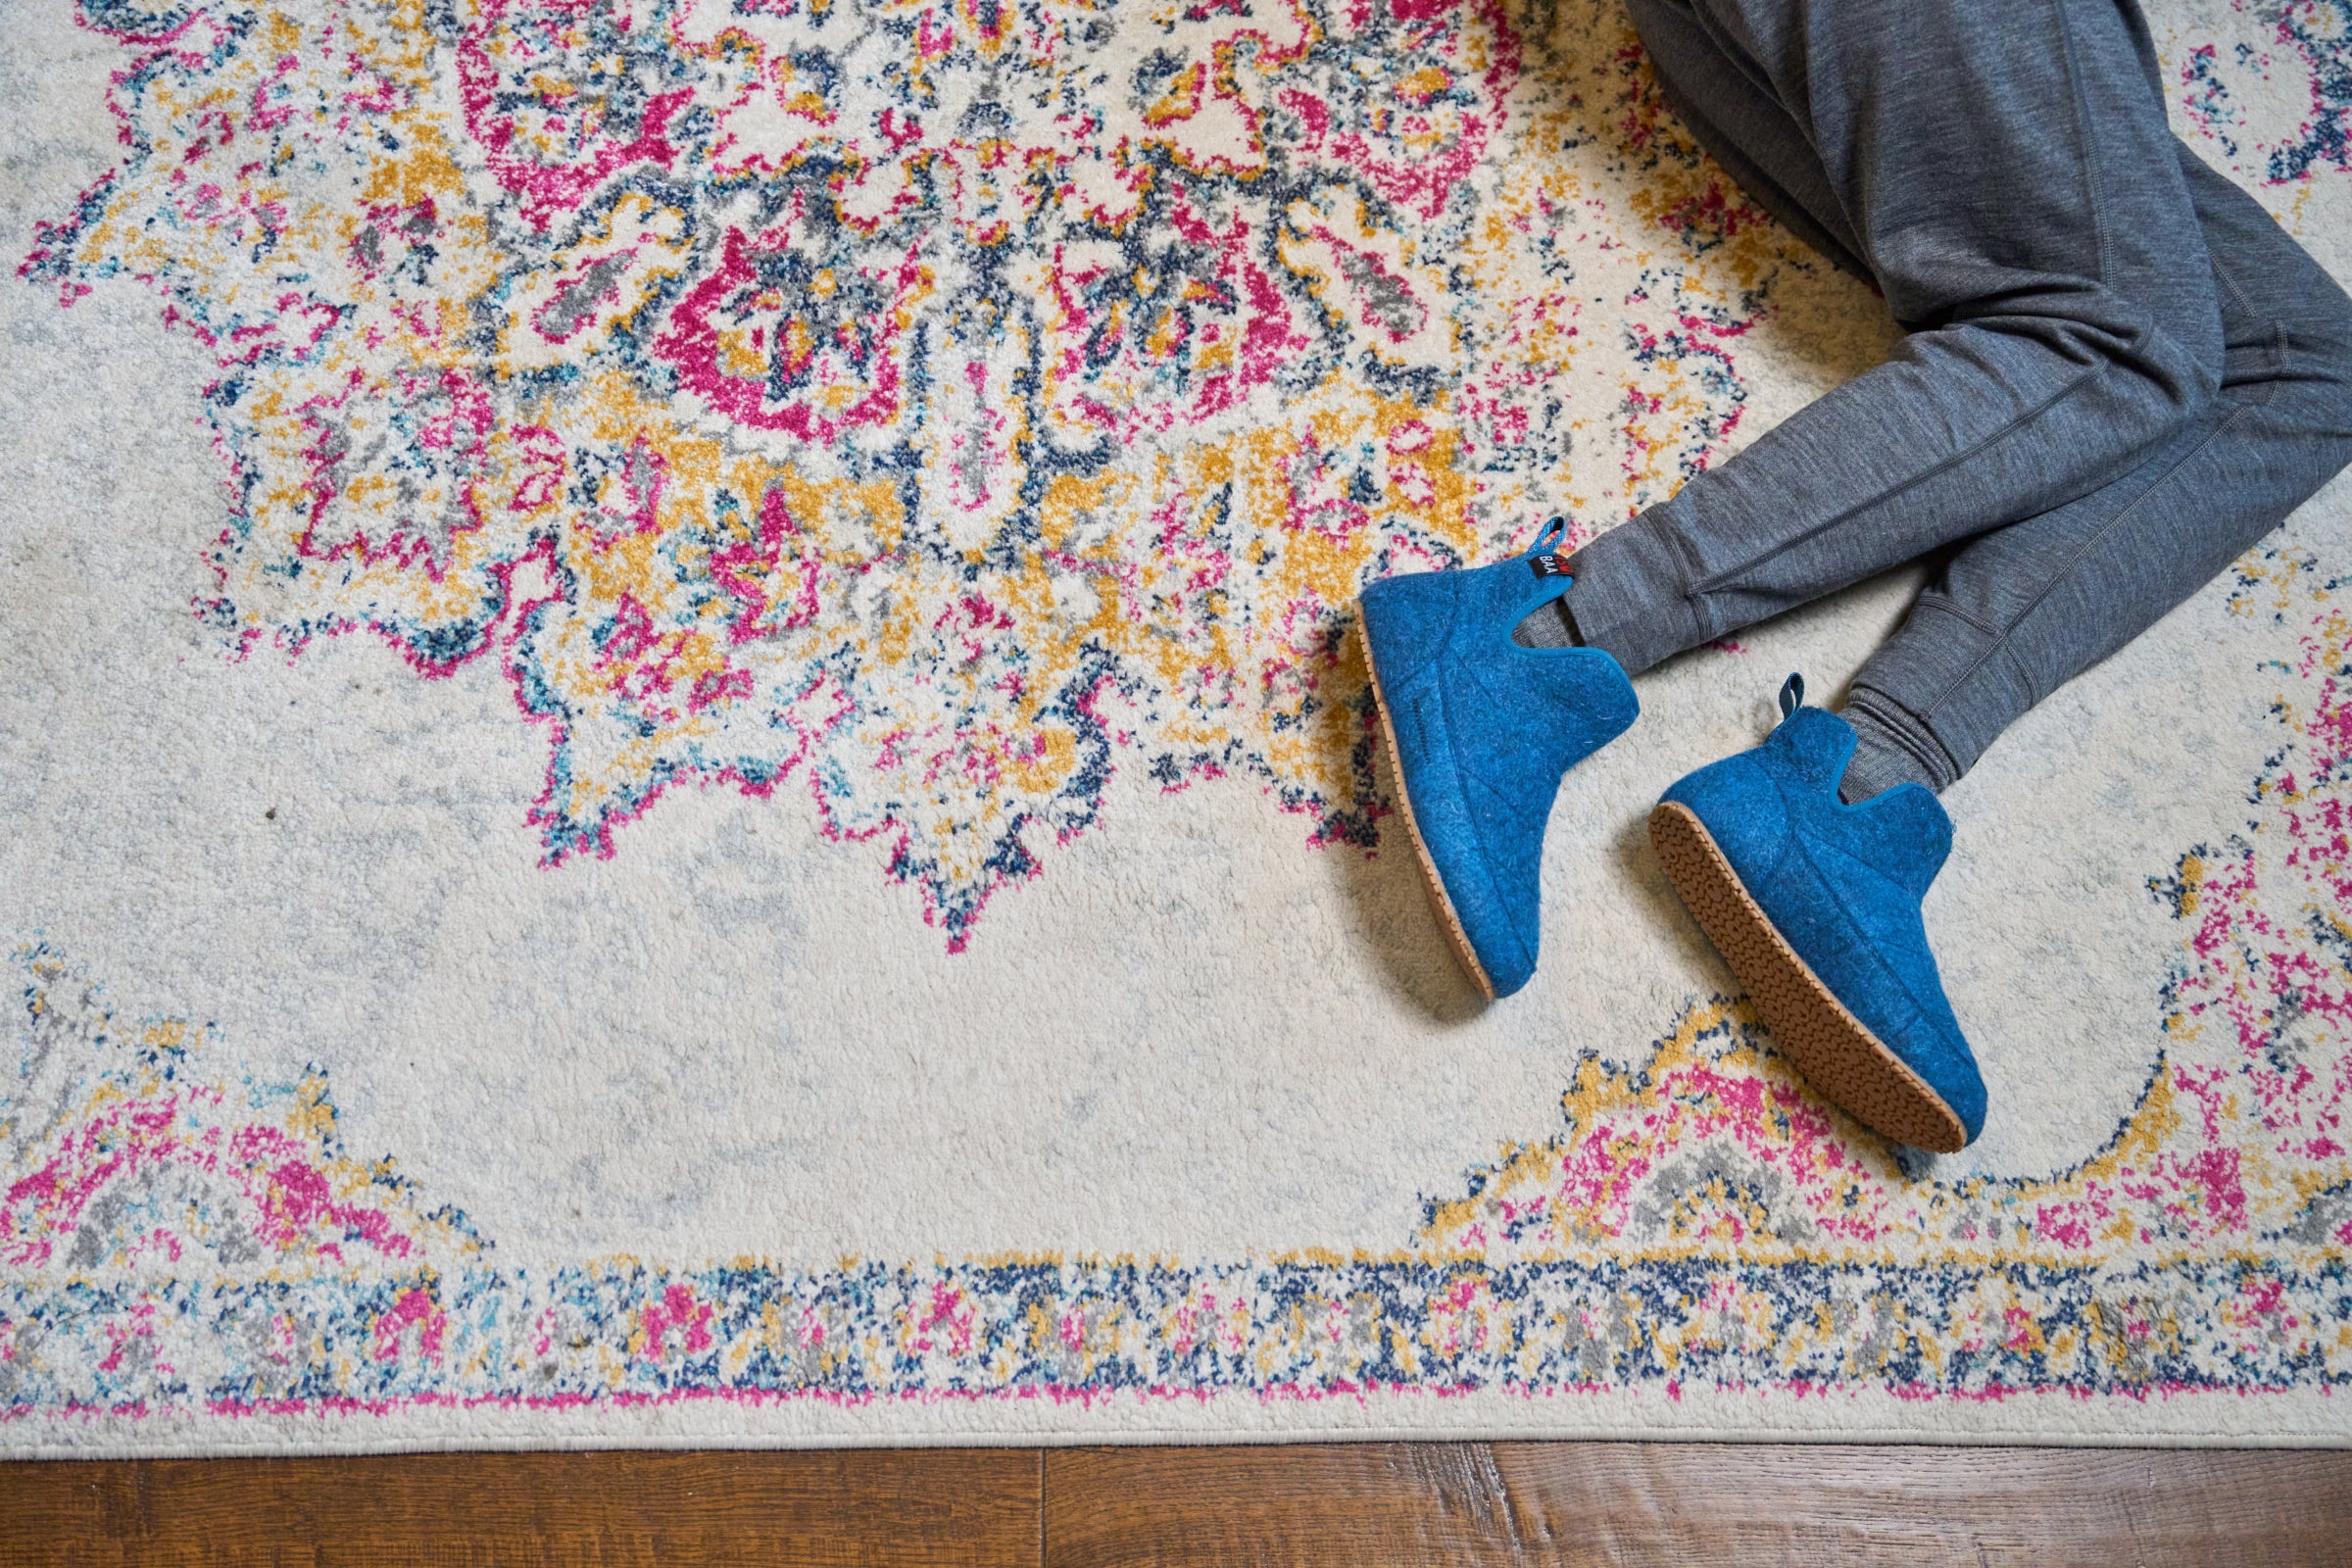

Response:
(1836, 150), (2352, 798)
(1641, 167), (2352, 1149)
(1564, 0), (2227, 675)
(1517, 0), (1864, 652)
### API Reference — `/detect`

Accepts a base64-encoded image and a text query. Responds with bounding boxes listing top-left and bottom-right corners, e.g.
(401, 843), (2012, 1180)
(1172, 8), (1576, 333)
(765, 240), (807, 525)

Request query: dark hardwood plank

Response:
(1, 1448), (1042, 1568)
(1044, 1442), (2352, 1567)
(15, 1441), (2352, 1566)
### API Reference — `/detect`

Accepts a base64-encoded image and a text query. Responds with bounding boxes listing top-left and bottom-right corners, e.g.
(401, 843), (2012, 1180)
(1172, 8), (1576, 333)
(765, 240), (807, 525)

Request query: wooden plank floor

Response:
(8, 1444), (2352, 1566)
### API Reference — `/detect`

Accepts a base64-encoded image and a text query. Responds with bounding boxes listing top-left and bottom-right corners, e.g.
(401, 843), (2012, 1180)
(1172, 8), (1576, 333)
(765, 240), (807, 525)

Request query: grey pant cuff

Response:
(1562, 508), (1713, 674)
(1565, 510), (2019, 798)
(1848, 600), (2037, 790)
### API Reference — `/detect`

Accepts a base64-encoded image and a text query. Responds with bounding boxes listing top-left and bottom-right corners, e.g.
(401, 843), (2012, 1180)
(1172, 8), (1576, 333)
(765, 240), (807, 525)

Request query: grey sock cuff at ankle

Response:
(1511, 597), (1581, 649)
(1838, 692), (1958, 803)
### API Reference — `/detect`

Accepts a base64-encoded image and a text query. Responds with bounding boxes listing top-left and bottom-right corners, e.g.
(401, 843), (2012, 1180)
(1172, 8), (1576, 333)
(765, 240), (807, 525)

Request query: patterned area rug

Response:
(5, 0), (2352, 1454)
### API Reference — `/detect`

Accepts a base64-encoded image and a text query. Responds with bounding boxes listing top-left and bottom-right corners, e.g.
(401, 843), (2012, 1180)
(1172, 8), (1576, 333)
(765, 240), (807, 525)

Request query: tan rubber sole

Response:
(1361, 628), (1498, 1002)
(1648, 800), (1969, 1152)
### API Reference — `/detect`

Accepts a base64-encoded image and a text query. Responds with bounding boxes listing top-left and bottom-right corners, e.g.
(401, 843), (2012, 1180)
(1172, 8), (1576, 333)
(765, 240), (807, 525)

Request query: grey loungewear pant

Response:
(1565, 0), (2352, 797)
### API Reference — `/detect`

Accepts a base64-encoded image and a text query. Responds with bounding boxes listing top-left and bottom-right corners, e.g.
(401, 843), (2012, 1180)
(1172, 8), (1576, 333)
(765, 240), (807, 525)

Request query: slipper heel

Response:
(1363, 627), (1498, 1001)
(1649, 799), (1969, 1153)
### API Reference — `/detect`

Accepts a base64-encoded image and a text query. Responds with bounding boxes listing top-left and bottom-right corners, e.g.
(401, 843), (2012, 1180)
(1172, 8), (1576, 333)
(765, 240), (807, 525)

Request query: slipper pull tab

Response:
(1525, 514), (1571, 578)
(1778, 672), (1805, 720)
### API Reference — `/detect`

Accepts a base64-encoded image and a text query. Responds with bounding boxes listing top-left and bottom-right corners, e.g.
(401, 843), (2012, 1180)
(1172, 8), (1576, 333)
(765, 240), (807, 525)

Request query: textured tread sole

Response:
(1648, 800), (1969, 1152)
(1361, 627), (1498, 1003)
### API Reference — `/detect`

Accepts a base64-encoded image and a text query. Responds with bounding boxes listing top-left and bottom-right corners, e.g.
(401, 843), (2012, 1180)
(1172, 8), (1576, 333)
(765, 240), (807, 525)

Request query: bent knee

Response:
(2250, 314), (2352, 442)
(2301, 313), (2352, 436)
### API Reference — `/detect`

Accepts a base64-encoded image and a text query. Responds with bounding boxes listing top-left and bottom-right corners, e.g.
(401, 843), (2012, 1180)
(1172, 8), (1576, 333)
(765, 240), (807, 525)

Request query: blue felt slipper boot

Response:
(1648, 676), (1986, 1152)
(1358, 517), (1640, 1000)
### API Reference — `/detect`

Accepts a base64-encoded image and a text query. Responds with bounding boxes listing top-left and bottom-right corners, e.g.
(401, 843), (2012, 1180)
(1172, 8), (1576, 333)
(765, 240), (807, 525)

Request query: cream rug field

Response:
(6, 0), (2352, 1455)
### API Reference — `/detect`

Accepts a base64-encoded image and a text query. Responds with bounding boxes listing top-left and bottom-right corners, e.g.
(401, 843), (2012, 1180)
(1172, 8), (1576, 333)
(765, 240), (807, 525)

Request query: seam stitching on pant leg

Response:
(1907, 596), (2041, 709)
(1656, 512), (1718, 640)
(1567, 514), (1713, 664)
(1688, 0), (2122, 608)
(1688, 363), (2105, 596)
(1902, 594), (2004, 644)
(1693, 0), (2136, 621)
(1996, 636), (2041, 715)
(1918, 396), (2263, 724)
(1899, 310), (2292, 747)
(2053, 0), (2116, 298)
(2214, 245), (2258, 325)
(1925, 409), (2246, 719)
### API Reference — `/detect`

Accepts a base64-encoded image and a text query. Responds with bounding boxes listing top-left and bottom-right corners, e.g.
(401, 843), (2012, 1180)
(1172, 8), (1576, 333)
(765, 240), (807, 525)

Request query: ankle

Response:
(1511, 596), (1583, 649)
(1838, 703), (1943, 803)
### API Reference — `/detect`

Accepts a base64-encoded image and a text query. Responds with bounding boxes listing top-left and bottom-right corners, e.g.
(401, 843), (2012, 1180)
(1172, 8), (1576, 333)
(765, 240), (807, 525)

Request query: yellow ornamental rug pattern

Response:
(22, 0), (1798, 943)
